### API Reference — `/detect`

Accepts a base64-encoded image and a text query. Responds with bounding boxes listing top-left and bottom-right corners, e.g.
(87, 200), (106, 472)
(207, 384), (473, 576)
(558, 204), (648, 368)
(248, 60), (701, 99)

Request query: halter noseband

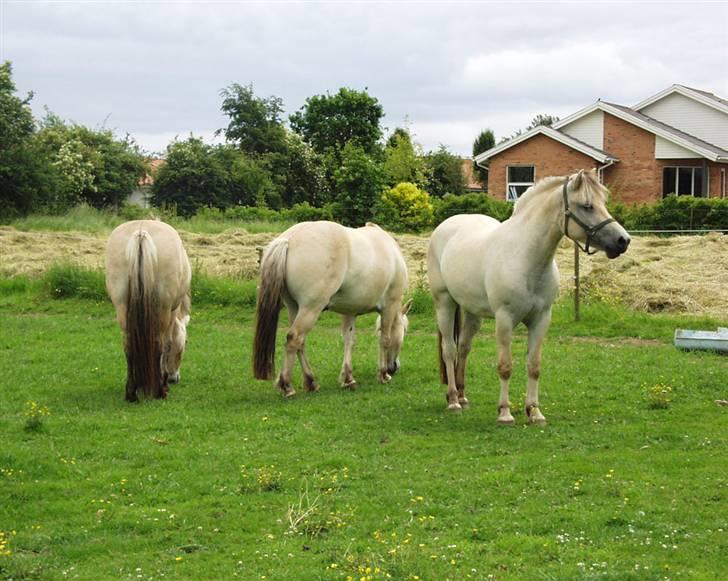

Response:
(562, 176), (615, 255)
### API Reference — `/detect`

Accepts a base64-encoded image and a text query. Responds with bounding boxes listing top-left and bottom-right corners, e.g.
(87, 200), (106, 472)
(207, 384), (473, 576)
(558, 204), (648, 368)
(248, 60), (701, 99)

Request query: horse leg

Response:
(277, 307), (321, 397)
(284, 297), (318, 392)
(377, 305), (397, 384)
(339, 314), (357, 390)
(495, 312), (515, 424)
(525, 310), (551, 426)
(435, 294), (461, 410)
(455, 311), (482, 408)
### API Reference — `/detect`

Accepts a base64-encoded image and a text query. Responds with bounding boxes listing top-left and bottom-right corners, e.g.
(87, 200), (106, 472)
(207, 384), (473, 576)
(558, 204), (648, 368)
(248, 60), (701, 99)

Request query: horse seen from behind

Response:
(105, 220), (191, 402)
(253, 221), (412, 397)
(428, 169), (630, 424)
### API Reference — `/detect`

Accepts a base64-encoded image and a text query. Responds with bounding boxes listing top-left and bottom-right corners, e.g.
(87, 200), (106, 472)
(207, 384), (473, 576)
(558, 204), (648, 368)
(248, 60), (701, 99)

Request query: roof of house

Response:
(633, 84), (728, 114)
(474, 124), (617, 165)
(475, 85), (728, 165)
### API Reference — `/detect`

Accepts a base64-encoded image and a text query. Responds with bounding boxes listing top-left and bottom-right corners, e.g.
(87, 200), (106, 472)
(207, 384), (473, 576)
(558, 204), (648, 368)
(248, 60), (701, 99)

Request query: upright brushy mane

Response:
(512, 171), (607, 216)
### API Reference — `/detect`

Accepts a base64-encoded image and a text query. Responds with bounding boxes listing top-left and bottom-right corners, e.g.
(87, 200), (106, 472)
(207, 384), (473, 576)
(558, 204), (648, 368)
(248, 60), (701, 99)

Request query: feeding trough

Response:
(674, 328), (728, 353)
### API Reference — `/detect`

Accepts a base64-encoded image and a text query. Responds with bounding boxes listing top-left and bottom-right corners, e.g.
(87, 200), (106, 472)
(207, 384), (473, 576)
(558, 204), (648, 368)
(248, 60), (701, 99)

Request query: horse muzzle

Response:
(604, 233), (631, 259)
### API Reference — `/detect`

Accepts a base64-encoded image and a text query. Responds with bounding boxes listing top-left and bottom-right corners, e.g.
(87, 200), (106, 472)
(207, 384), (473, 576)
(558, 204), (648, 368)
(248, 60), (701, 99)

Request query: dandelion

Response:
(24, 400), (51, 431)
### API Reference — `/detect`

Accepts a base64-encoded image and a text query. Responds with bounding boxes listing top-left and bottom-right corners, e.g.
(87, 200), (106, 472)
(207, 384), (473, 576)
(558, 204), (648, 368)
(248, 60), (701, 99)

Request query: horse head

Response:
(562, 169), (630, 258)
(164, 314), (189, 384)
(376, 298), (413, 376)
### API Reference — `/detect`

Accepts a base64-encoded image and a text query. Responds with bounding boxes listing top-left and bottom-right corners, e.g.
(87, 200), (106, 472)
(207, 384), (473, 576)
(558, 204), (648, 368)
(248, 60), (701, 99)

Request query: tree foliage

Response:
(331, 142), (385, 226)
(471, 128), (495, 185)
(218, 83), (287, 156)
(424, 145), (465, 198)
(0, 61), (45, 217)
(289, 87), (384, 157)
(383, 128), (428, 189)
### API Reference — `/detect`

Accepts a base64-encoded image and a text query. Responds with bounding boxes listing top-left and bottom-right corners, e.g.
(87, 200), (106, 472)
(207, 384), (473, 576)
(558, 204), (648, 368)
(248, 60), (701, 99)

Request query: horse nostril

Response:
(618, 236), (630, 250)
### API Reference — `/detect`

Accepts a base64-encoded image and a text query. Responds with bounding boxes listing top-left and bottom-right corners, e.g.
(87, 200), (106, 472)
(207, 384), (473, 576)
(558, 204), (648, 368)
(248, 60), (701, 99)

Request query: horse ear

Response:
(402, 298), (413, 315)
(571, 169), (584, 189)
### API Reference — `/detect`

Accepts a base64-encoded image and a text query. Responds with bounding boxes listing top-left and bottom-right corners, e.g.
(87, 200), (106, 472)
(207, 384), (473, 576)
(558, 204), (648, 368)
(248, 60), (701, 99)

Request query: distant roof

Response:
(139, 158), (165, 186)
(633, 84), (728, 114)
(461, 158), (484, 190)
(473, 125), (617, 164)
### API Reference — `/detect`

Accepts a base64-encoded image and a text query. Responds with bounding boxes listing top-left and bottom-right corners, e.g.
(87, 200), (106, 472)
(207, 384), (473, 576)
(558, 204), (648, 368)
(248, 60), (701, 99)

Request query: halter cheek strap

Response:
(562, 177), (615, 255)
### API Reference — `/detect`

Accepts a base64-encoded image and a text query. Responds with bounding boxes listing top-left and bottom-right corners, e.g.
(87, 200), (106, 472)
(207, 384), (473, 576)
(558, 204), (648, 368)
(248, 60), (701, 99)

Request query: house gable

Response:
(559, 109), (604, 150)
(637, 91), (728, 151)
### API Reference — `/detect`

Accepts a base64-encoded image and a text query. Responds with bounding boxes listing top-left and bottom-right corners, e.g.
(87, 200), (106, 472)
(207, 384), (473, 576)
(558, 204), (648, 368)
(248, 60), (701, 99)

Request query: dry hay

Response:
(1, 225), (727, 319)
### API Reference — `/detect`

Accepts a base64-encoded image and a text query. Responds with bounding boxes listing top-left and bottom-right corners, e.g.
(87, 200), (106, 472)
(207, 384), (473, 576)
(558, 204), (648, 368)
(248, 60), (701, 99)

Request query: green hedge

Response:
(609, 195), (728, 231)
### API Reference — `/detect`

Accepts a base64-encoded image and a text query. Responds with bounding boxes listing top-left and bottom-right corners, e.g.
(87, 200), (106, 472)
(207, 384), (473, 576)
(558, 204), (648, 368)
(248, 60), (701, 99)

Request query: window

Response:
(507, 166), (535, 202)
(662, 166), (706, 197)
(721, 168), (726, 199)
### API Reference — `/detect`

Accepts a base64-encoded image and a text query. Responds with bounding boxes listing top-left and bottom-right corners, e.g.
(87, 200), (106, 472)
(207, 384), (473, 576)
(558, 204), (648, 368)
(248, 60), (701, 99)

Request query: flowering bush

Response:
(376, 182), (434, 232)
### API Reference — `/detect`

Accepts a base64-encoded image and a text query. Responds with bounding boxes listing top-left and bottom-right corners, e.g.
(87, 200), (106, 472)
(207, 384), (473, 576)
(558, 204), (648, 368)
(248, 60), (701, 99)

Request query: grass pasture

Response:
(1, 272), (727, 579)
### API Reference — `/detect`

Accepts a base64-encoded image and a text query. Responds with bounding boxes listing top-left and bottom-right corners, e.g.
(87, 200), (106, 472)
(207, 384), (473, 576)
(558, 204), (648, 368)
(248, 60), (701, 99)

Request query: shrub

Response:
(609, 196), (728, 231)
(433, 193), (512, 225)
(375, 182), (434, 232)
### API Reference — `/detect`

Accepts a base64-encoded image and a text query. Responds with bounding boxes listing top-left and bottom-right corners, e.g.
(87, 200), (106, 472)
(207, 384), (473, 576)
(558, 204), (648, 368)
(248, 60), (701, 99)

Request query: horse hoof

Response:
(529, 416), (547, 426)
(458, 398), (470, 408)
(447, 402), (462, 411)
(342, 380), (358, 391)
(304, 378), (319, 392)
(497, 415), (515, 425)
(168, 373), (180, 384)
(379, 373), (392, 384)
(283, 388), (297, 398)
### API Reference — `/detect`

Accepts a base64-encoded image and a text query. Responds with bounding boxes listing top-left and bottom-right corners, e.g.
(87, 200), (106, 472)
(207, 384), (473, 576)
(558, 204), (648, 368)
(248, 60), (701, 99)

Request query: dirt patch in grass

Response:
(2, 225), (727, 318)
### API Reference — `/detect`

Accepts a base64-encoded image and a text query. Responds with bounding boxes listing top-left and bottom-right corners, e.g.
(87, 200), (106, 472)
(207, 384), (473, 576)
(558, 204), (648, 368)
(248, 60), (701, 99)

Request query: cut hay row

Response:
(1, 225), (727, 318)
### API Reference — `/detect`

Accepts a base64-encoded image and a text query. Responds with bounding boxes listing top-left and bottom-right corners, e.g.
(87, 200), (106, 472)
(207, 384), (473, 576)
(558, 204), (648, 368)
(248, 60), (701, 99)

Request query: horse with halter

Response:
(253, 221), (412, 396)
(428, 169), (630, 424)
(105, 220), (191, 402)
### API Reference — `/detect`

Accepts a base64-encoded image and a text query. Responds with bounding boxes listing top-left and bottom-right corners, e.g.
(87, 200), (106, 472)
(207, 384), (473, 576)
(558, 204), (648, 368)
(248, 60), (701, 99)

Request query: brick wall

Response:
(486, 134), (597, 201)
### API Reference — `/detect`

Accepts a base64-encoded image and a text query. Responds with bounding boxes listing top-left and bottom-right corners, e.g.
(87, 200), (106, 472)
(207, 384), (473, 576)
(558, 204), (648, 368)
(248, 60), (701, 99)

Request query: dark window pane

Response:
(663, 167), (676, 196)
(694, 168), (704, 197)
(508, 166), (534, 183)
(677, 167), (693, 195)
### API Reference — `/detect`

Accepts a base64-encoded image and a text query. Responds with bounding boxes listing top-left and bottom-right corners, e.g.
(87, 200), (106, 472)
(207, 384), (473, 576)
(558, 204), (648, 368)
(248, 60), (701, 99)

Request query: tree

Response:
(152, 137), (232, 217)
(332, 142), (385, 226)
(425, 145), (466, 198)
(34, 114), (146, 210)
(0, 61), (46, 216)
(289, 87), (384, 157)
(218, 83), (287, 156)
(383, 127), (428, 189)
(278, 132), (329, 207)
(472, 129), (495, 186)
(526, 114), (560, 130)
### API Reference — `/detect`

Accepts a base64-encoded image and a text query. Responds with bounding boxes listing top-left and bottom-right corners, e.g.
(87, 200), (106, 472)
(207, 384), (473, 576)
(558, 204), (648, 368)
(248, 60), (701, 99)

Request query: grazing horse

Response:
(428, 169), (630, 424)
(105, 220), (191, 402)
(253, 221), (412, 396)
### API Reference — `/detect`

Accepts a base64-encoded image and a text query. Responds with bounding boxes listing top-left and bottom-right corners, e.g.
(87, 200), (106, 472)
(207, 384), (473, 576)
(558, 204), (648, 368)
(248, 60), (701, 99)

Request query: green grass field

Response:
(1, 273), (726, 580)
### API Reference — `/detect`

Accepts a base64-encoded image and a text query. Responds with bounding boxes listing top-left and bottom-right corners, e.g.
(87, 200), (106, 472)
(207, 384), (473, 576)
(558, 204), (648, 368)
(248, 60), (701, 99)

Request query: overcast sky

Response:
(2, 0), (727, 157)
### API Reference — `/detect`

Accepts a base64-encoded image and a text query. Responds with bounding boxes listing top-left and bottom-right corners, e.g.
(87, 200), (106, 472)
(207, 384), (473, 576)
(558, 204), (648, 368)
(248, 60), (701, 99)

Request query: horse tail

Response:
(253, 237), (288, 380)
(437, 304), (461, 384)
(125, 229), (163, 399)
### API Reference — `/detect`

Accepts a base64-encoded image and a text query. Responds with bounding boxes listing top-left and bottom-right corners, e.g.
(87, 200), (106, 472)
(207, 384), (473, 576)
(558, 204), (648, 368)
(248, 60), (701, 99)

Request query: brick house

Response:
(474, 85), (728, 204)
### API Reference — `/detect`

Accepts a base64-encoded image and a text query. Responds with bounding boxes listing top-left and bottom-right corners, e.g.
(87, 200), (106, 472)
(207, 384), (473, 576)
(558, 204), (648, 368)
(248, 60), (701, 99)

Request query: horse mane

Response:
(512, 170), (606, 216)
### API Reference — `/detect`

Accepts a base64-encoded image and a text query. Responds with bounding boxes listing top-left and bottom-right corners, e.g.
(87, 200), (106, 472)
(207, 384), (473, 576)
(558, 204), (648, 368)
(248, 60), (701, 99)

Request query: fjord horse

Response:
(428, 169), (630, 424)
(105, 220), (191, 402)
(253, 221), (412, 396)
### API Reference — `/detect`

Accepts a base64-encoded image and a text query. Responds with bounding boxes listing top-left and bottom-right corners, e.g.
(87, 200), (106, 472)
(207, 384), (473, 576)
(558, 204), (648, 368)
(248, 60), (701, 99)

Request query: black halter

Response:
(562, 177), (615, 255)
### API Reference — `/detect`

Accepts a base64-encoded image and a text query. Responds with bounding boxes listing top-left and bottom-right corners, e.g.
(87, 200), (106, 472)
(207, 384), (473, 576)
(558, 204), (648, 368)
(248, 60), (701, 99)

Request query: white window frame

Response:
(506, 165), (535, 202)
(662, 165), (708, 198)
